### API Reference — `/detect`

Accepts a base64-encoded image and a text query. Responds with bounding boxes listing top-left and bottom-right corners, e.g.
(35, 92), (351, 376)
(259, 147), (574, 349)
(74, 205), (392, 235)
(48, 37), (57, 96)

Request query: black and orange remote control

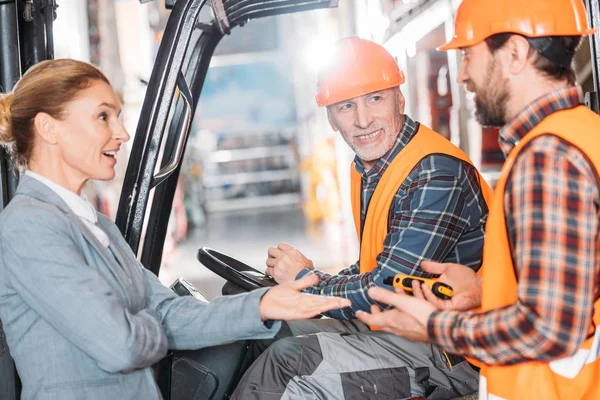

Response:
(383, 274), (453, 300)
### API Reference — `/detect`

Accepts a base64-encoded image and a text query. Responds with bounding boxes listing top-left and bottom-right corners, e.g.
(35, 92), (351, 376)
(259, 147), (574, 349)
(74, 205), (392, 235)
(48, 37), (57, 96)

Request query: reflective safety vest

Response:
(350, 124), (493, 274)
(479, 106), (600, 400)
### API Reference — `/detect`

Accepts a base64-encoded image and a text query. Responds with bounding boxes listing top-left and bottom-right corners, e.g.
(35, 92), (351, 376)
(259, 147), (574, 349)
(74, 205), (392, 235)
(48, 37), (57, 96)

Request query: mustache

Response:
(463, 80), (476, 93)
(353, 127), (383, 137)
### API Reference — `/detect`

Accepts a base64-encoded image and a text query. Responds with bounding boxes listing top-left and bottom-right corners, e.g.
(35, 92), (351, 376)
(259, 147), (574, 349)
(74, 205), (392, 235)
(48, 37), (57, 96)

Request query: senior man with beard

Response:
(232, 37), (493, 400)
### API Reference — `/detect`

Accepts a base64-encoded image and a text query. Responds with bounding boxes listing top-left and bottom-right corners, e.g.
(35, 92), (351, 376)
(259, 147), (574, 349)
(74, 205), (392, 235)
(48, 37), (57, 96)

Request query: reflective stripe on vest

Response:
(350, 124), (493, 274)
(480, 106), (600, 400)
(549, 327), (600, 378)
(479, 376), (507, 400)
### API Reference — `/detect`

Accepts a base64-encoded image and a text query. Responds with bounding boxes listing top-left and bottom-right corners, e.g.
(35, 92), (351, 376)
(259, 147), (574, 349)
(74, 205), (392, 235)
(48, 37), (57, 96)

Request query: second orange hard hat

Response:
(439, 0), (596, 51)
(315, 37), (405, 108)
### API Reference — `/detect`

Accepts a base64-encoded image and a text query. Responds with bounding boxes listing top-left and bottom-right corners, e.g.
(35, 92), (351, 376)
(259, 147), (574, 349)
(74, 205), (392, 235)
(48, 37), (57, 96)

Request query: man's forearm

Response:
(427, 298), (592, 366)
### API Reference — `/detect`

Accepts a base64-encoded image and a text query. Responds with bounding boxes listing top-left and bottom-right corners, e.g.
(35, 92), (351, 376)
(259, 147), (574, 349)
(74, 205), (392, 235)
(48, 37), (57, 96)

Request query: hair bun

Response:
(0, 93), (14, 146)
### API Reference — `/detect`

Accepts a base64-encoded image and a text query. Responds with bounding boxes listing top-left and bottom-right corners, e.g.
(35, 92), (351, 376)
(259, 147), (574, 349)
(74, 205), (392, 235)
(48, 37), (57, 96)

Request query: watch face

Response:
(186, 285), (209, 303)
(170, 278), (209, 303)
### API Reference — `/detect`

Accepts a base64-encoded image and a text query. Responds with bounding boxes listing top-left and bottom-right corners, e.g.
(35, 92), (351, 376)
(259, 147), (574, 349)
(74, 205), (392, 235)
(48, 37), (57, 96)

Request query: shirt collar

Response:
(354, 114), (418, 178)
(499, 86), (583, 157)
(24, 171), (98, 224)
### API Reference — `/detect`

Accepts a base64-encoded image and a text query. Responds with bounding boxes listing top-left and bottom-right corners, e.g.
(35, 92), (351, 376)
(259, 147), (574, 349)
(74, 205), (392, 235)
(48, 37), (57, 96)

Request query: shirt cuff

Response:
(295, 268), (314, 280)
(427, 310), (463, 354)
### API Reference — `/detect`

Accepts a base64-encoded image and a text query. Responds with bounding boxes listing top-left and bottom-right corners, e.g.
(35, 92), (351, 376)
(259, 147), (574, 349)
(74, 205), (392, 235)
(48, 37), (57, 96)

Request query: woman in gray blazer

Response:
(0, 59), (350, 400)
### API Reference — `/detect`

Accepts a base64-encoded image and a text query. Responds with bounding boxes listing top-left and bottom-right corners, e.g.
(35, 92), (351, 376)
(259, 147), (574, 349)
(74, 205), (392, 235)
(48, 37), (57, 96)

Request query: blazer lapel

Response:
(16, 175), (135, 308)
(96, 216), (146, 311)
(67, 209), (138, 309)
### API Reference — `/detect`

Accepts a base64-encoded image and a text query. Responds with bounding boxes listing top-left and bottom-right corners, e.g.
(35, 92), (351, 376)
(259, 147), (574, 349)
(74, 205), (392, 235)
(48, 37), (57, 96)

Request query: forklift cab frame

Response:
(1, 0), (599, 398)
(0, 0), (339, 399)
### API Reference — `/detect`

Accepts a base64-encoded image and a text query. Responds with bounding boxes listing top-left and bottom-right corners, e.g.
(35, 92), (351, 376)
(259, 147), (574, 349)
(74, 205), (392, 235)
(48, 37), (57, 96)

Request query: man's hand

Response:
(265, 242), (314, 284)
(413, 261), (482, 311)
(259, 274), (350, 321)
(355, 287), (435, 342)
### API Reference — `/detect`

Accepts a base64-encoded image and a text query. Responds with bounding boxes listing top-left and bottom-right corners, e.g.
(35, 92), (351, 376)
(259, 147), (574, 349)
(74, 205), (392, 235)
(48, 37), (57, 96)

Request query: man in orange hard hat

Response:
(357, 0), (600, 399)
(232, 37), (492, 399)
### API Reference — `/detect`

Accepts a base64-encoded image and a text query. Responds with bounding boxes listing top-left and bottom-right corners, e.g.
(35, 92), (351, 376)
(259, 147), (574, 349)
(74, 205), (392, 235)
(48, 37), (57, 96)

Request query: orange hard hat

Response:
(439, 0), (596, 51)
(315, 37), (405, 107)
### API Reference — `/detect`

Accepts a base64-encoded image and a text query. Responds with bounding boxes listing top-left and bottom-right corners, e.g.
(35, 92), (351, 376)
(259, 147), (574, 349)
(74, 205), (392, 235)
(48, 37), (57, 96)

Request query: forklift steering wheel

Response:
(197, 247), (277, 292)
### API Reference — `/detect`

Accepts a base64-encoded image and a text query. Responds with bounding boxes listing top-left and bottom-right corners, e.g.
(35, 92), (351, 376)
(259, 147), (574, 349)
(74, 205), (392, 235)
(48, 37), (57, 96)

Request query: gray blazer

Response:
(0, 175), (280, 400)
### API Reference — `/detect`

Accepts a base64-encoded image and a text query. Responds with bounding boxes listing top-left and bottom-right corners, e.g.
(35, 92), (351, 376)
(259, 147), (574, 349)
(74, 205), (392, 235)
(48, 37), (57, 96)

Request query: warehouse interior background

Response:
(52, 0), (596, 299)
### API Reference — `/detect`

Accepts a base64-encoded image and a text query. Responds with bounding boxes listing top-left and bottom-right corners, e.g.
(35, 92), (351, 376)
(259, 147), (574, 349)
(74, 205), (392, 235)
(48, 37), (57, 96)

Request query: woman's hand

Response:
(259, 274), (350, 321)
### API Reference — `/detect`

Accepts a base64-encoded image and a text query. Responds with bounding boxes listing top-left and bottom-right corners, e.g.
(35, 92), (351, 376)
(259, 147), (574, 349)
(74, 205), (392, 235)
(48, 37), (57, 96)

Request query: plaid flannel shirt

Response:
(299, 115), (488, 319)
(428, 86), (600, 365)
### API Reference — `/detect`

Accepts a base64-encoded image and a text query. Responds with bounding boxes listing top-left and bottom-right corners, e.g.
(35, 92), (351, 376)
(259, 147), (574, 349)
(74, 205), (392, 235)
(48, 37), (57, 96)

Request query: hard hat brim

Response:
(438, 37), (478, 51)
(439, 27), (597, 52)
(316, 71), (406, 108)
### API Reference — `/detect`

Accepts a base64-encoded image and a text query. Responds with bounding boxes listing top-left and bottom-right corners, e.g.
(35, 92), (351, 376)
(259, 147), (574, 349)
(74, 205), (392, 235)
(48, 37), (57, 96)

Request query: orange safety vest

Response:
(479, 105), (600, 400)
(350, 124), (493, 274)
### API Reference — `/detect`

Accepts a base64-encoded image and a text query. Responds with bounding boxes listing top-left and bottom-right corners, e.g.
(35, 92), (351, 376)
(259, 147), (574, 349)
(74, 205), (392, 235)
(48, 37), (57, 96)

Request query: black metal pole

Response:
(586, 0), (600, 113)
(42, 0), (56, 60)
(0, 2), (21, 398)
(17, 0), (48, 72)
(587, 0), (600, 93)
(0, 0), (20, 212)
(0, 1), (20, 92)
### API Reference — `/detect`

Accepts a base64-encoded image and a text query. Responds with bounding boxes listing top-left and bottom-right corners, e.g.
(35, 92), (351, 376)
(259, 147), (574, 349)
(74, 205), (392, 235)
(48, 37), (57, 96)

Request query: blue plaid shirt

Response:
(299, 115), (488, 319)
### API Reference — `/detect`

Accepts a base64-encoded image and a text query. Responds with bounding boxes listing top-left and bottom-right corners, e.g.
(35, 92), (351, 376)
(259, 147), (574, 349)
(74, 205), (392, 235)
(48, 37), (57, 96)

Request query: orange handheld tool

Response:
(383, 274), (453, 300)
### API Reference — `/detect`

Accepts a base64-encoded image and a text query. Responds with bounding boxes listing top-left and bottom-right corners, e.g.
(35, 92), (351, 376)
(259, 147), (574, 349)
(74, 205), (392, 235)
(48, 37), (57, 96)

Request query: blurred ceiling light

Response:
(354, 0), (390, 44)
(437, 65), (449, 96)
(406, 42), (417, 57)
(302, 38), (336, 73)
(386, 1), (451, 56)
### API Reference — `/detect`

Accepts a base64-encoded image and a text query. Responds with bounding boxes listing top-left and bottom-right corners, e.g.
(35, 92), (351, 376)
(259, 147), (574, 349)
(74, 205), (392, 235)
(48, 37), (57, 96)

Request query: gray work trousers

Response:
(232, 318), (479, 400)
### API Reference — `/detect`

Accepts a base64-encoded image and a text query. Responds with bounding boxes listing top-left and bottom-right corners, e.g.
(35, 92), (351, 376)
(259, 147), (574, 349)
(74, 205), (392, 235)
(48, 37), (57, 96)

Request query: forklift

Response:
(0, 0), (599, 399)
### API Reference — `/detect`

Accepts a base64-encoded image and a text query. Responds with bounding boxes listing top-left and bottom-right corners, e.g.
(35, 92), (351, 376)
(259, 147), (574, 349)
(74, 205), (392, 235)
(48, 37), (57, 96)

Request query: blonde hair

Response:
(0, 59), (109, 169)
